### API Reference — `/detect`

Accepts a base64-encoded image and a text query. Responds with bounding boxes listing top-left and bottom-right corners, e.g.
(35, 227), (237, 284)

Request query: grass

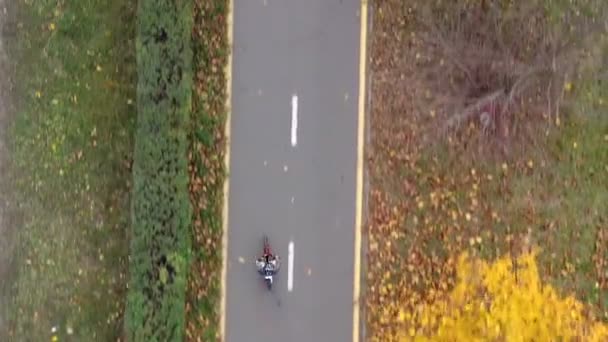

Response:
(5, 0), (230, 340)
(366, 0), (608, 340)
(5, 0), (136, 340)
(185, 0), (229, 341)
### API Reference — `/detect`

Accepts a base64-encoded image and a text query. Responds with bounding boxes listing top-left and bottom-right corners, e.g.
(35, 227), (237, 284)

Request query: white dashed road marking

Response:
(288, 241), (294, 292)
(291, 94), (298, 147)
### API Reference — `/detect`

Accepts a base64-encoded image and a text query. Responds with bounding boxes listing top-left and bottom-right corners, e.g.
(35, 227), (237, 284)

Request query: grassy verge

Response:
(5, 0), (136, 340)
(125, 0), (193, 341)
(366, 0), (608, 339)
(185, 0), (229, 341)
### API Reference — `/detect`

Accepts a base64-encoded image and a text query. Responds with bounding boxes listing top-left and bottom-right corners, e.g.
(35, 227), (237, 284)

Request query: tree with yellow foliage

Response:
(399, 250), (608, 342)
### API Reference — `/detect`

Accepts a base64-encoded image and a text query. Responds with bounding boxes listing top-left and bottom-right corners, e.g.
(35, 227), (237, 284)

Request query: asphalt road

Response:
(225, 0), (362, 341)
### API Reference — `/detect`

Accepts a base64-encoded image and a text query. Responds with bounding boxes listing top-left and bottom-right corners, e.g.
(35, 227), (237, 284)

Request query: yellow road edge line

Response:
(220, 0), (234, 340)
(353, 1), (368, 342)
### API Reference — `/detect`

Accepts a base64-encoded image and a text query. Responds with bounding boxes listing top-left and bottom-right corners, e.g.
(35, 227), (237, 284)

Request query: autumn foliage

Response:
(398, 251), (608, 341)
(185, 0), (229, 341)
(367, 0), (608, 341)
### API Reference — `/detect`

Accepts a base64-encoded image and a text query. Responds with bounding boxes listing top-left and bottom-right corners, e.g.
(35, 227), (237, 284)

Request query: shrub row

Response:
(125, 0), (193, 341)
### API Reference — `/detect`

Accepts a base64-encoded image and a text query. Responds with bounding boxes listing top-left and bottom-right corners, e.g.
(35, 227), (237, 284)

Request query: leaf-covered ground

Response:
(185, 0), (229, 341)
(366, 1), (608, 340)
(400, 251), (608, 340)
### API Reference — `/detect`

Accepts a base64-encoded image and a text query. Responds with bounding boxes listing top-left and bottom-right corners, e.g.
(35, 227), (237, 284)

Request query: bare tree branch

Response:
(445, 89), (505, 132)
(408, 0), (607, 151)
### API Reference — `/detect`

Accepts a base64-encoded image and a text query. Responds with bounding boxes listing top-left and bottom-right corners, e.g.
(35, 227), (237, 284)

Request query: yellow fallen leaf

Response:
(398, 310), (406, 322)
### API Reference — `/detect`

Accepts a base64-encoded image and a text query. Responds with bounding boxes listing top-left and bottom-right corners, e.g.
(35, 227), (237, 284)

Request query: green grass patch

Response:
(185, 0), (229, 340)
(124, 0), (193, 341)
(5, 0), (136, 340)
(527, 115), (607, 310)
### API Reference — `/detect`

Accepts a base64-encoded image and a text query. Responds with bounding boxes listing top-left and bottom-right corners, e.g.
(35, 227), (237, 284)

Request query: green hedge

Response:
(126, 0), (193, 341)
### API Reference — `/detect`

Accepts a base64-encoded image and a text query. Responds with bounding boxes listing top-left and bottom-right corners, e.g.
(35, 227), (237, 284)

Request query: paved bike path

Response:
(225, 0), (362, 340)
